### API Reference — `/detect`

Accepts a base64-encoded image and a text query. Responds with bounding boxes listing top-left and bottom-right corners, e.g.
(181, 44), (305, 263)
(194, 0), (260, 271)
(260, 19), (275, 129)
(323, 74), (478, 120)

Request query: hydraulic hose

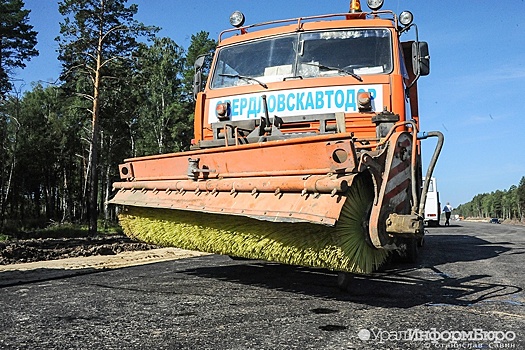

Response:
(417, 131), (445, 218)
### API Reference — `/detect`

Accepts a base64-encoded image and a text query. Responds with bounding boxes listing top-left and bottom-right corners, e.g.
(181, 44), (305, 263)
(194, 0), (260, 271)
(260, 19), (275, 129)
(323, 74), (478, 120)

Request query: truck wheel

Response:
(394, 238), (419, 264)
(337, 272), (354, 291)
(403, 238), (419, 263)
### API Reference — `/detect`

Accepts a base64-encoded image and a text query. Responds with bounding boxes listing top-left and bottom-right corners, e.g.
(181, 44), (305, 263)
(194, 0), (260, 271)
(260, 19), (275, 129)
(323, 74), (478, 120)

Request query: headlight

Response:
(229, 11), (245, 28)
(399, 11), (414, 26)
(367, 0), (384, 11)
(357, 92), (372, 112)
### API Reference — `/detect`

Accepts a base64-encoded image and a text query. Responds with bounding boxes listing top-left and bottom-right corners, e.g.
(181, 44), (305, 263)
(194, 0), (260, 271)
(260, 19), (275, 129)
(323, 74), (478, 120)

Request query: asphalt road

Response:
(1, 221), (523, 349)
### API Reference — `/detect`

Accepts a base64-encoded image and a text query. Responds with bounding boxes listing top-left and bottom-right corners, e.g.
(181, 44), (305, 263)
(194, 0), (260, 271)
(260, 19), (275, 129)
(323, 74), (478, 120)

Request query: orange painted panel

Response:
(121, 134), (358, 181)
(110, 188), (347, 226)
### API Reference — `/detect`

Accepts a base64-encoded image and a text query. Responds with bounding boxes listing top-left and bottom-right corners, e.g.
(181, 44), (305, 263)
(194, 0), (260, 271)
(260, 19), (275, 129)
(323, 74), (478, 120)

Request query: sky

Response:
(13, 0), (525, 208)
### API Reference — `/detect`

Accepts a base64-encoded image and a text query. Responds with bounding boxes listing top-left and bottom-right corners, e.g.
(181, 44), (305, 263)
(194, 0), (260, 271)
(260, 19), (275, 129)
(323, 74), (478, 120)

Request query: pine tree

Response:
(183, 31), (216, 100)
(518, 176), (525, 222)
(133, 37), (185, 155)
(0, 0), (38, 97)
(56, 0), (157, 234)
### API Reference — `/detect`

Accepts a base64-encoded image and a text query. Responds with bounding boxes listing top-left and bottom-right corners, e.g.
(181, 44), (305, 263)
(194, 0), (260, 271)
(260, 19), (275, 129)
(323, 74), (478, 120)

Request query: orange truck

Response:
(110, 0), (443, 282)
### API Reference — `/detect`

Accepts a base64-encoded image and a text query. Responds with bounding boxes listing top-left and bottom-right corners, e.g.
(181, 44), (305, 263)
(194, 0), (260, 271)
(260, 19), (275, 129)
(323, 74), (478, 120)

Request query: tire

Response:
(337, 272), (354, 291)
(395, 237), (419, 264)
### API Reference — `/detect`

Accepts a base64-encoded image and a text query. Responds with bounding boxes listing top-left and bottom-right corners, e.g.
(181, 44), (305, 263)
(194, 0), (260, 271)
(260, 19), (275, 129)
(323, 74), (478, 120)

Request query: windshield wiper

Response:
(303, 62), (362, 82)
(219, 74), (268, 89)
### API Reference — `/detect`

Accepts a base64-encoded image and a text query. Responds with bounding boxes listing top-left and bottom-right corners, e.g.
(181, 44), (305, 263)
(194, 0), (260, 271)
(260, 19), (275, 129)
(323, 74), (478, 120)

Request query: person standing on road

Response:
(443, 202), (453, 226)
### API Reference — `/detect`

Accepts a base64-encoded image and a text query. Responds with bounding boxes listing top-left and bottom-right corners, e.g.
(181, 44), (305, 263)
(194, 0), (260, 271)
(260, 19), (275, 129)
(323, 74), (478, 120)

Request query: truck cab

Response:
(192, 3), (429, 150)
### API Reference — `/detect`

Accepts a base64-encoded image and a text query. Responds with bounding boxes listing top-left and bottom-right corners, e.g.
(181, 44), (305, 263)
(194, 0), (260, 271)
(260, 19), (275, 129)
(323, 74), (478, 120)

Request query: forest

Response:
(455, 177), (525, 222)
(0, 0), (215, 234)
(1, 1), (524, 236)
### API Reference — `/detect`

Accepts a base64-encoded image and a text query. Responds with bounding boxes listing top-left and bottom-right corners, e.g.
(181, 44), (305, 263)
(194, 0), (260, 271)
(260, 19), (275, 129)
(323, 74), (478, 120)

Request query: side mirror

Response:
(194, 55), (205, 71)
(193, 72), (202, 99)
(193, 55), (206, 99)
(412, 41), (430, 76)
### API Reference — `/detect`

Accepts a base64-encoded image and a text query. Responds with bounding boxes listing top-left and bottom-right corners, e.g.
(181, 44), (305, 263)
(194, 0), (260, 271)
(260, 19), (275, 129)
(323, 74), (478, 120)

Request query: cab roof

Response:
(218, 11), (398, 47)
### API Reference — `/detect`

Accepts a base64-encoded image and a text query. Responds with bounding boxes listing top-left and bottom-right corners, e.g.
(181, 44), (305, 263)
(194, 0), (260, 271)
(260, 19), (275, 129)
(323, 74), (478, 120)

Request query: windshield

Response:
(211, 29), (392, 89)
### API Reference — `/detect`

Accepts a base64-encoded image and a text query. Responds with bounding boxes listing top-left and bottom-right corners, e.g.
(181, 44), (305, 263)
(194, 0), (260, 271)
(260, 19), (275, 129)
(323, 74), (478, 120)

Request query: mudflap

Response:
(363, 131), (421, 249)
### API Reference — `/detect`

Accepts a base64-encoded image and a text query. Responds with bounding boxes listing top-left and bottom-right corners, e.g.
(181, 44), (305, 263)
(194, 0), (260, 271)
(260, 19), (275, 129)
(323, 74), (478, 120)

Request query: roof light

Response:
(349, 0), (362, 13)
(366, 0), (384, 11)
(229, 11), (245, 28)
(399, 11), (414, 26)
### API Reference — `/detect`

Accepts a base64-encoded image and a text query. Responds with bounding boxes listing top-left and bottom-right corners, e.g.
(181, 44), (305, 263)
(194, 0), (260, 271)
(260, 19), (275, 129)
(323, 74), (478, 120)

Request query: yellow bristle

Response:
(117, 175), (389, 274)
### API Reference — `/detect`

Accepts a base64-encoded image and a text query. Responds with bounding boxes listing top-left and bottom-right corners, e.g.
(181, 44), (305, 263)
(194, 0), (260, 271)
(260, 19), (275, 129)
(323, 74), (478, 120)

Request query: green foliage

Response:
(518, 177), (525, 218)
(133, 37), (186, 155)
(1, 26), (218, 231)
(456, 176), (525, 221)
(0, 0), (223, 234)
(0, 221), (122, 240)
(127, 32), (216, 156)
(56, 0), (157, 87)
(182, 31), (216, 99)
(56, 0), (159, 234)
(0, 0), (38, 97)
(0, 85), (83, 228)
(37, 221), (122, 237)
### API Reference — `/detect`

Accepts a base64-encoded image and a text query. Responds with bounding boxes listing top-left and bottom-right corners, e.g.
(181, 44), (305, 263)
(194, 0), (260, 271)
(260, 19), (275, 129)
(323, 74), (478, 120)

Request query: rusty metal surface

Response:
(110, 189), (347, 226)
(112, 130), (425, 246)
(113, 174), (355, 195)
(368, 132), (414, 248)
(112, 134), (363, 226)
(385, 213), (423, 235)
(118, 134), (358, 181)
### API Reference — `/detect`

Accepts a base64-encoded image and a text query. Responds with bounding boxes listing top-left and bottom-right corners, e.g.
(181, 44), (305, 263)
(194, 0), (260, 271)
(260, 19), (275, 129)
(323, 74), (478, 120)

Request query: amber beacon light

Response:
(349, 0), (362, 13)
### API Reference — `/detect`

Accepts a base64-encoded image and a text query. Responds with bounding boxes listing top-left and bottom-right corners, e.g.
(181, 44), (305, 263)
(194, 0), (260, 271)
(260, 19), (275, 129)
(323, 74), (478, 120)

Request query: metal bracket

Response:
(385, 213), (424, 235)
(187, 158), (215, 181)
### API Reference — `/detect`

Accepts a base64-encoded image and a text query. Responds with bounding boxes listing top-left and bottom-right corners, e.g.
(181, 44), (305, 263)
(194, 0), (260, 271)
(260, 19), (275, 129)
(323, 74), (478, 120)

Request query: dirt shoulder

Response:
(0, 235), (158, 265)
(0, 247), (207, 272)
(0, 236), (208, 287)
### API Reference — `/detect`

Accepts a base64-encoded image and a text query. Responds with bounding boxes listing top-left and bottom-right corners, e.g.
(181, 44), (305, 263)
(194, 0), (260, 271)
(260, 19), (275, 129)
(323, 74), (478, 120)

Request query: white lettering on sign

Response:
(208, 84), (383, 123)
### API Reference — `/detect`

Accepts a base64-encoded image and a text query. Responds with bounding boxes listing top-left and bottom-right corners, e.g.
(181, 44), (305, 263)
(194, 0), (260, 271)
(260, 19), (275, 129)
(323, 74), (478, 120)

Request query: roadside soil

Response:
(0, 235), (208, 287)
(0, 235), (158, 265)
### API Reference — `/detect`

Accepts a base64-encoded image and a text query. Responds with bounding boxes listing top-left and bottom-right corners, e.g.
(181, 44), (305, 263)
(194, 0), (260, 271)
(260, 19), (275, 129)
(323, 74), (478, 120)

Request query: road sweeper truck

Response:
(110, 0), (443, 276)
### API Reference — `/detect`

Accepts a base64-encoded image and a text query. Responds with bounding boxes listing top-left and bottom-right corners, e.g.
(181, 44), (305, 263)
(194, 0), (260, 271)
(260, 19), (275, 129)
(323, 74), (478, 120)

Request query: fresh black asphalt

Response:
(0, 221), (523, 349)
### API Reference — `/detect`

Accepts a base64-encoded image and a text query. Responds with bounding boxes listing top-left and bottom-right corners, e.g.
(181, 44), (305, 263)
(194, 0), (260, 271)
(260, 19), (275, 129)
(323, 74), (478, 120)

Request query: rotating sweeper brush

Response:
(111, 129), (442, 274)
(117, 174), (388, 274)
(110, 2), (444, 278)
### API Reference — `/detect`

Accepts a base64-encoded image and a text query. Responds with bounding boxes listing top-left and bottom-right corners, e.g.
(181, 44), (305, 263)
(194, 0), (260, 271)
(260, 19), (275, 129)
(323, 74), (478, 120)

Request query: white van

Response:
(424, 177), (440, 226)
